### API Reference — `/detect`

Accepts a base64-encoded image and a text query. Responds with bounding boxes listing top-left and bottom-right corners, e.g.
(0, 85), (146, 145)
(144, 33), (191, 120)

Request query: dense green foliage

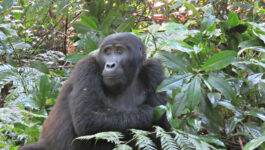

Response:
(0, 0), (265, 149)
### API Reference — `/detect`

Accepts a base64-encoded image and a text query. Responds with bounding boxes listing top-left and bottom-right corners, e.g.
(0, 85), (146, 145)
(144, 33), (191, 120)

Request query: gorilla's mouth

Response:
(103, 73), (123, 79)
(103, 74), (126, 87)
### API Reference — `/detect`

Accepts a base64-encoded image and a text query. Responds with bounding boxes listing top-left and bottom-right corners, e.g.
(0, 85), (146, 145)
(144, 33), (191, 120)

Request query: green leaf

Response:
(154, 105), (166, 121)
(228, 11), (239, 29)
(84, 36), (98, 52)
(238, 39), (264, 48)
(80, 15), (98, 30)
(199, 136), (225, 147)
(30, 60), (49, 74)
(74, 132), (124, 145)
(160, 22), (187, 31)
(184, 3), (200, 17)
(72, 22), (90, 33)
(1, 0), (13, 11)
(185, 76), (202, 109)
(155, 51), (188, 72)
(201, 51), (237, 71)
(114, 144), (132, 150)
(157, 73), (192, 92)
(0, 30), (7, 40)
(243, 136), (265, 150)
(207, 75), (236, 100)
(39, 75), (51, 103)
(165, 40), (193, 53)
(13, 41), (31, 50)
(238, 46), (265, 56)
(116, 17), (135, 32)
(244, 111), (265, 121)
(101, 9), (121, 35)
(6, 56), (18, 67)
(201, 95), (224, 127)
(201, 15), (215, 31)
(170, 1), (184, 10)
(207, 93), (221, 107)
(65, 54), (87, 64)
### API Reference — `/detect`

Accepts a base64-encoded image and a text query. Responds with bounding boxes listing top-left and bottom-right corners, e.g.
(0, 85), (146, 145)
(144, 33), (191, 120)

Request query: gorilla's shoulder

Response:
(139, 59), (165, 89)
(76, 56), (98, 66)
(71, 56), (100, 80)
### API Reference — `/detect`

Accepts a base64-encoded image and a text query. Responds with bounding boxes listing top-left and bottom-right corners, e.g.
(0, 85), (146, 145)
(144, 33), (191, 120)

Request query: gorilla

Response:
(19, 32), (170, 150)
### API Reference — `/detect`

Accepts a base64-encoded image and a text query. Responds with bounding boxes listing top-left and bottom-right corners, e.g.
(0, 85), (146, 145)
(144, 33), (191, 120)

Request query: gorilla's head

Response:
(96, 33), (146, 93)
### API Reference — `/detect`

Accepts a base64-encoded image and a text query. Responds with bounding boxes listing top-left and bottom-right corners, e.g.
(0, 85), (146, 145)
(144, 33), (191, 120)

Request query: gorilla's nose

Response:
(106, 63), (115, 68)
(105, 62), (117, 71)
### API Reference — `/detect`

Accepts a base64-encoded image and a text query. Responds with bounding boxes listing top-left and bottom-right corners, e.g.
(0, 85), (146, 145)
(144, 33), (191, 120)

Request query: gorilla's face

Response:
(96, 33), (146, 93)
(99, 44), (129, 89)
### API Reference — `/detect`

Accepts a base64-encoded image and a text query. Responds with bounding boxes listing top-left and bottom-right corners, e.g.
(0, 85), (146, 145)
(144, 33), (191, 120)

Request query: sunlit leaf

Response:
(238, 46), (265, 56)
(157, 73), (192, 92)
(154, 105), (166, 121)
(201, 51), (237, 71)
(185, 76), (202, 109)
(30, 60), (49, 74)
(155, 51), (188, 72)
(80, 15), (98, 30)
(243, 136), (265, 150)
(72, 22), (90, 33)
(207, 75), (236, 100)
(228, 11), (239, 29)
(201, 15), (215, 31)
(114, 144), (132, 150)
(116, 17), (135, 32)
(65, 53), (87, 64)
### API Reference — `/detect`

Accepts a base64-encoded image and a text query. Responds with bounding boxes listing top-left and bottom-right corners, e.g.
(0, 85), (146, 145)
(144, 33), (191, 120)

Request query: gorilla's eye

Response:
(116, 47), (123, 54)
(104, 48), (112, 55)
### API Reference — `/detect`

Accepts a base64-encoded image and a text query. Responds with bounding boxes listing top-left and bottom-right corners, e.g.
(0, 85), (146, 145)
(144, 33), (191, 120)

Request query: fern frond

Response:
(155, 126), (179, 150)
(0, 64), (18, 89)
(130, 129), (157, 150)
(74, 131), (124, 145)
(113, 144), (133, 150)
(173, 130), (217, 150)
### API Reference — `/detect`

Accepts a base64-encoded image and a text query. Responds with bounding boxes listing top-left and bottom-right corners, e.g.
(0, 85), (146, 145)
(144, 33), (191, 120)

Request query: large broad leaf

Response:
(0, 0), (13, 11)
(72, 22), (90, 33)
(207, 75), (236, 100)
(101, 9), (121, 35)
(200, 15), (215, 31)
(114, 144), (132, 150)
(243, 136), (265, 150)
(238, 46), (265, 56)
(80, 15), (98, 30)
(238, 39), (264, 48)
(185, 76), (202, 110)
(30, 60), (49, 74)
(116, 17), (135, 32)
(39, 75), (51, 104)
(155, 51), (188, 72)
(85, 36), (98, 52)
(201, 94), (224, 127)
(154, 105), (167, 121)
(65, 53), (88, 64)
(228, 11), (239, 29)
(201, 51), (237, 71)
(160, 22), (187, 31)
(165, 40), (194, 53)
(157, 73), (192, 92)
(184, 3), (200, 17)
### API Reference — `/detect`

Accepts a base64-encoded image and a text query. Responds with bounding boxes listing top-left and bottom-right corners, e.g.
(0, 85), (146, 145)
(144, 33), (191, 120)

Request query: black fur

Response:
(19, 33), (170, 150)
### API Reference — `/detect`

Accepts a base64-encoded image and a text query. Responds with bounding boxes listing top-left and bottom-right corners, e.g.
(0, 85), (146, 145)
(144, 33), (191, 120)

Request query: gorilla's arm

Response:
(140, 59), (171, 130)
(69, 57), (154, 136)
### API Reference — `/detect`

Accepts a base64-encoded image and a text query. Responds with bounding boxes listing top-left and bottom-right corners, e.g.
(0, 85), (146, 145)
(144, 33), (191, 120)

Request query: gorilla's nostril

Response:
(106, 63), (115, 68)
(110, 64), (115, 68)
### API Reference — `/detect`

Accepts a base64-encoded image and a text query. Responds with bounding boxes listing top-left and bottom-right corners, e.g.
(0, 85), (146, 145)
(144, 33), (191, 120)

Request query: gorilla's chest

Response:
(104, 80), (147, 111)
